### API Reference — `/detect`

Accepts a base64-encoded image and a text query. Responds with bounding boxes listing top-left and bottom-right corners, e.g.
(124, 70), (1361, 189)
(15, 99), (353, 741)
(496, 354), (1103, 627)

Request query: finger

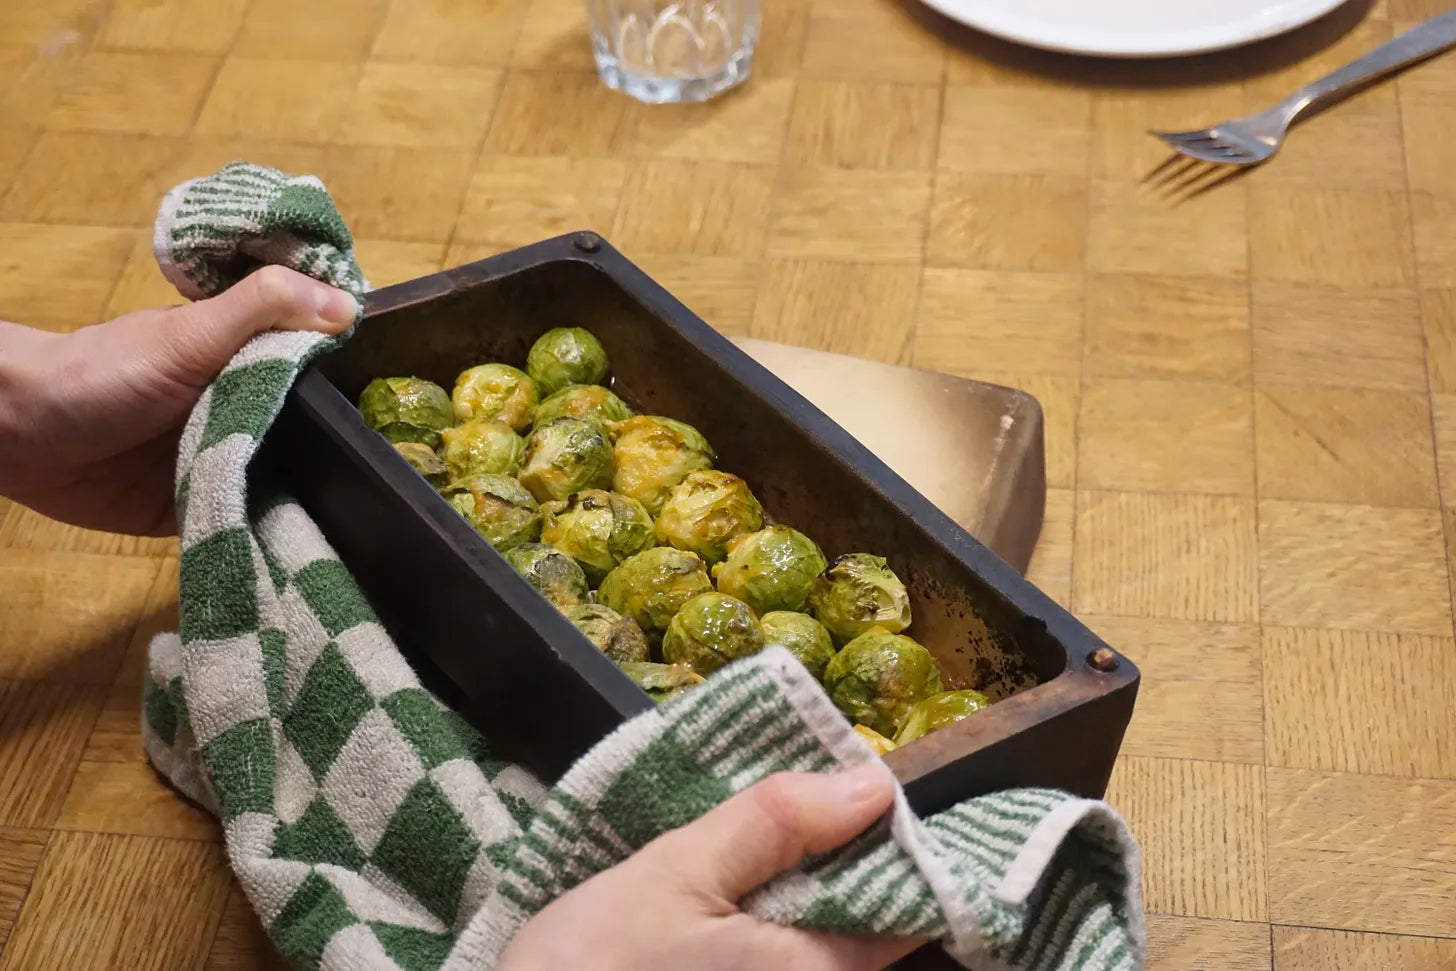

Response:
(164, 265), (358, 378)
(643, 761), (897, 904)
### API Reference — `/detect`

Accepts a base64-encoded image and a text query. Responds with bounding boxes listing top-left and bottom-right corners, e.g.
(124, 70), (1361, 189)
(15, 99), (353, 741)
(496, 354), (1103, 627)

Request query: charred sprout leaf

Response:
(713, 526), (828, 615)
(539, 489), (655, 585)
(519, 418), (614, 503)
(440, 418), (525, 481)
(661, 592), (765, 676)
(358, 377), (454, 449)
(853, 724), (898, 756)
(533, 384), (633, 432)
(822, 628), (941, 738)
(393, 442), (448, 488)
(760, 611), (836, 682)
(618, 661), (705, 705)
(893, 689), (990, 746)
(526, 327), (610, 396)
(451, 363), (538, 431)
(654, 470), (764, 565)
(562, 603), (650, 665)
(807, 553), (912, 645)
(608, 415), (714, 515)
(441, 474), (540, 552)
(598, 546), (713, 644)
(504, 542), (589, 607)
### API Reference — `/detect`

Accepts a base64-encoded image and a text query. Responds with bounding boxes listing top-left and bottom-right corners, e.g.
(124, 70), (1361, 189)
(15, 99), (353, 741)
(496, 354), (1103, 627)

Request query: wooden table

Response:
(4, 0), (1456, 967)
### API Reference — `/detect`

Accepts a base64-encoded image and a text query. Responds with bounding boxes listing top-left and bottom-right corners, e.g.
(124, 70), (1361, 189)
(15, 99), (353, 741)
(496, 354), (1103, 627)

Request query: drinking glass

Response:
(585, 0), (761, 104)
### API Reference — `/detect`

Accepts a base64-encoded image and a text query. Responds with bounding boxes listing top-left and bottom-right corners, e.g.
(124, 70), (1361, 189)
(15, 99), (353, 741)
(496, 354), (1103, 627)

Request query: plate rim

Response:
(918, 0), (1351, 57)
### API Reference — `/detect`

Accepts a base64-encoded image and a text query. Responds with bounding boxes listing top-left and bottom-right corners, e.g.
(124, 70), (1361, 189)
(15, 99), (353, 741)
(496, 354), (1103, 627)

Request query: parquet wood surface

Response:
(3, 0), (1456, 967)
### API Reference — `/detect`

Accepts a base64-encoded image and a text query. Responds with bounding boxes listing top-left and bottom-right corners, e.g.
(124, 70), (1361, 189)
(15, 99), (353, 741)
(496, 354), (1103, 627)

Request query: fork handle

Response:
(1283, 8), (1456, 117)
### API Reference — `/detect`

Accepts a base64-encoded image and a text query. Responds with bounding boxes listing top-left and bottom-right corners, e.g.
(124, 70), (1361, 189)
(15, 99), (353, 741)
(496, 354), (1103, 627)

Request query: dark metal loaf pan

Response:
(263, 232), (1139, 814)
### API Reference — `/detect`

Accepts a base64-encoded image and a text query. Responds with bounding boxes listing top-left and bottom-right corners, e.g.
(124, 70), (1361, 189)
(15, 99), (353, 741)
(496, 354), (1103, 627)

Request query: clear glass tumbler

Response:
(585, 0), (761, 104)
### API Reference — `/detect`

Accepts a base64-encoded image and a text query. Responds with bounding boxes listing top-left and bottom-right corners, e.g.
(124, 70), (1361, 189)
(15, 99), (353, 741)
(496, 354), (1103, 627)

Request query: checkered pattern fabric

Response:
(139, 162), (1145, 970)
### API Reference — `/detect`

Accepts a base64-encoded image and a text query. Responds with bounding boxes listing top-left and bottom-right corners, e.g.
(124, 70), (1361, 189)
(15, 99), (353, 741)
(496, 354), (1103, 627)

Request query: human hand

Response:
(0, 266), (358, 536)
(498, 762), (926, 971)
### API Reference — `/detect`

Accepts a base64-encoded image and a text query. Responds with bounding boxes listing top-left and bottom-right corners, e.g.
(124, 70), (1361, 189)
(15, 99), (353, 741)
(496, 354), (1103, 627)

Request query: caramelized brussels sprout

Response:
(451, 363), (537, 430)
(519, 418), (614, 503)
(504, 543), (589, 607)
(654, 470), (764, 565)
(822, 628), (941, 738)
(661, 592), (765, 676)
(608, 415), (714, 515)
(853, 724), (898, 756)
(392, 442), (448, 488)
(713, 526), (828, 614)
(539, 490), (655, 585)
(618, 661), (705, 705)
(807, 553), (912, 645)
(533, 384), (633, 431)
(440, 418), (525, 481)
(760, 611), (836, 682)
(562, 603), (650, 665)
(526, 327), (610, 396)
(441, 474), (540, 552)
(598, 547), (713, 644)
(358, 377), (454, 448)
(893, 689), (990, 746)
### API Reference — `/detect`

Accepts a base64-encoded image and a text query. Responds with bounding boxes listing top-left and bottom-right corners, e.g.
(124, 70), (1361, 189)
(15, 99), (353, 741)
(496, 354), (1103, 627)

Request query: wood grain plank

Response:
(1258, 500), (1452, 636)
(0, 829), (47, 953)
(1267, 768), (1456, 936)
(1264, 627), (1456, 778)
(1073, 491), (1259, 623)
(204, 887), (288, 971)
(0, 832), (231, 971)
(0, 681), (105, 829)
(0, 551), (159, 684)
(1108, 756), (1268, 922)
(1146, 916), (1271, 971)
(1272, 926), (1456, 969)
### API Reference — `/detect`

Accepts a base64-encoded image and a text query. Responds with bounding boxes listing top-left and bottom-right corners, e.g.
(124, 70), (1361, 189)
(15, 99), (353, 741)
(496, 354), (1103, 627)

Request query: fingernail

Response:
(839, 761), (894, 803)
(315, 286), (359, 327)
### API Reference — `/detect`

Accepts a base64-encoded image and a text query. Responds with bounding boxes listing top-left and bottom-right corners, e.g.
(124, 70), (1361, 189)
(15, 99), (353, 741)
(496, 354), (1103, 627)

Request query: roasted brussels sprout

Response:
(504, 542), (589, 607)
(562, 603), (650, 665)
(893, 689), (990, 746)
(441, 474), (540, 552)
(807, 553), (912, 645)
(713, 526), (828, 614)
(451, 363), (538, 431)
(358, 377), (454, 448)
(598, 547), (713, 644)
(526, 327), (610, 396)
(519, 418), (614, 503)
(618, 661), (705, 705)
(661, 592), (765, 676)
(853, 724), (898, 756)
(533, 384), (633, 431)
(539, 490), (656, 585)
(822, 628), (941, 738)
(608, 415), (714, 515)
(440, 418), (525, 481)
(760, 611), (836, 682)
(393, 442), (448, 488)
(654, 470), (764, 565)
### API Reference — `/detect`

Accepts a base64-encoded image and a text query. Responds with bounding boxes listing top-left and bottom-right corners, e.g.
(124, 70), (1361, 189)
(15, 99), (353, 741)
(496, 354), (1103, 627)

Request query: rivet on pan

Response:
(1086, 647), (1118, 672)
(573, 232), (602, 253)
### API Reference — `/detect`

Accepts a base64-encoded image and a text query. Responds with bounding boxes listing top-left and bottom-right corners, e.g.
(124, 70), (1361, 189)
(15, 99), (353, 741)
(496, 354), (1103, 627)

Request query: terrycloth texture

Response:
(141, 162), (1146, 971)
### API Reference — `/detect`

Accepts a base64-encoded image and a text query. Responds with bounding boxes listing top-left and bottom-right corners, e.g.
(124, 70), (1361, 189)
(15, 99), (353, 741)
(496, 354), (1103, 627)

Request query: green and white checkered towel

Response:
(140, 162), (1145, 971)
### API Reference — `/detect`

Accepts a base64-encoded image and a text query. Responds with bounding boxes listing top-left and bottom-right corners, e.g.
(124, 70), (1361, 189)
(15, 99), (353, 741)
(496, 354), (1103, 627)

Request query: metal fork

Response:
(1150, 7), (1456, 166)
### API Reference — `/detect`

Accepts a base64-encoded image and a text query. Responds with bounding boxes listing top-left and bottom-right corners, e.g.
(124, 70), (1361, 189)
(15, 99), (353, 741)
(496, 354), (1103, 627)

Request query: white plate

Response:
(919, 0), (1350, 57)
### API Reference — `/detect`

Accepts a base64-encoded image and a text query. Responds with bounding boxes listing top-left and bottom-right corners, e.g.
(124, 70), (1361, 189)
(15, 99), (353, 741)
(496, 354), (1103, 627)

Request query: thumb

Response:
(163, 265), (358, 379)
(642, 761), (898, 905)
